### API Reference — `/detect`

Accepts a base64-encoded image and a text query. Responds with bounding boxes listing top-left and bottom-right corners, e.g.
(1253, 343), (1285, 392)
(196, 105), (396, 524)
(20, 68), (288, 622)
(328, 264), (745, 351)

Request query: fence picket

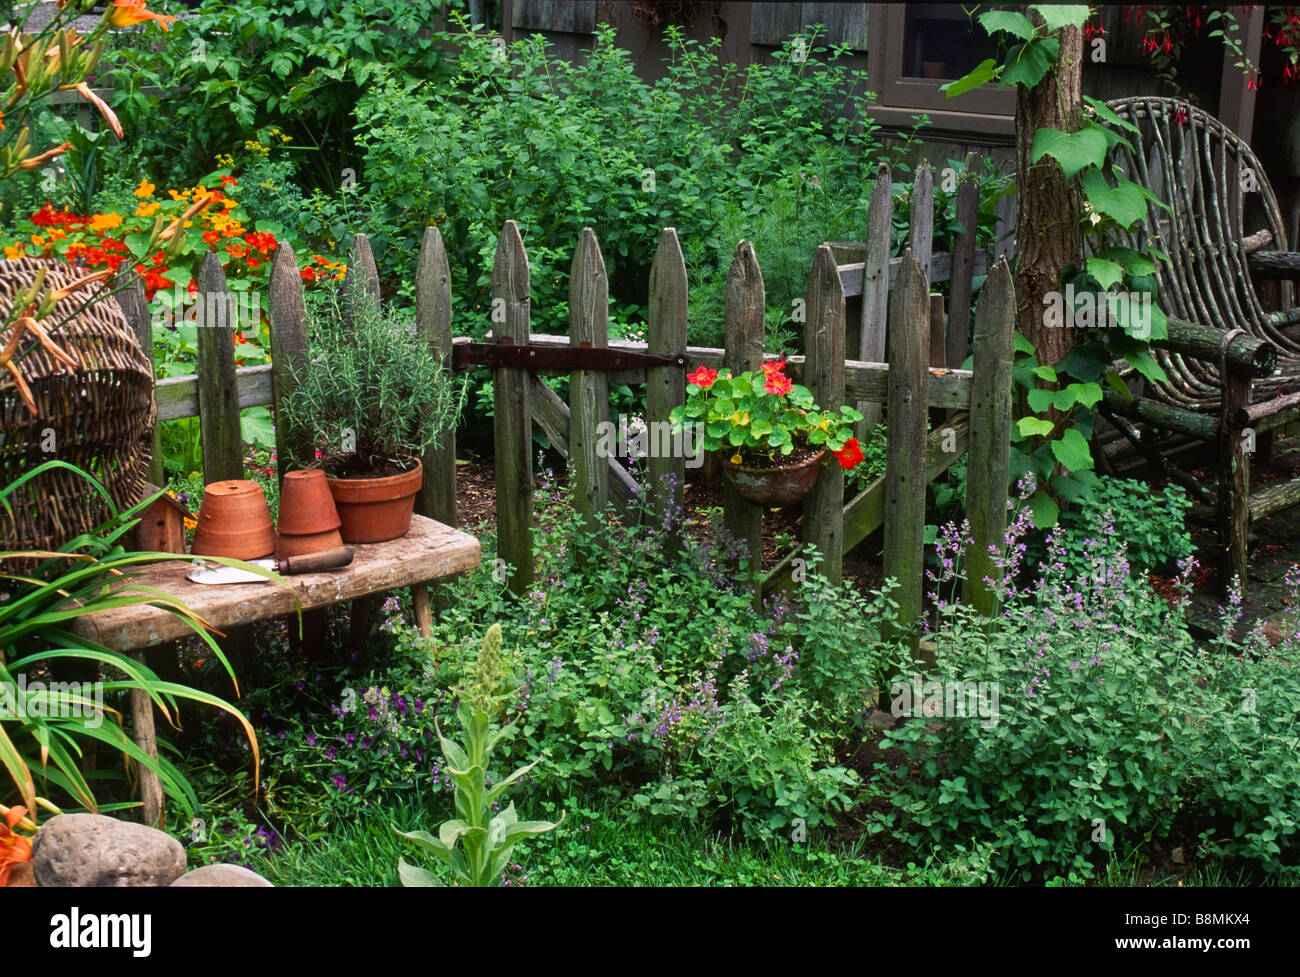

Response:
(964, 258), (1015, 616)
(946, 176), (980, 371)
(883, 252), (930, 657)
(195, 252), (243, 484)
(722, 240), (766, 586)
(343, 233), (382, 325)
(416, 226), (457, 527)
(647, 228), (688, 551)
(858, 162), (892, 439)
(910, 160), (934, 285)
(570, 227), (611, 532)
(115, 268), (163, 487)
(492, 220), (534, 594)
(802, 245), (847, 585)
(268, 242), (311, 481)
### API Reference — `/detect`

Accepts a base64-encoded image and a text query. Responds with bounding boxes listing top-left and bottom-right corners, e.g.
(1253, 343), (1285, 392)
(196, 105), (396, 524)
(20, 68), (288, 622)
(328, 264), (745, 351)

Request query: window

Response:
(867, 4), (1015, 136)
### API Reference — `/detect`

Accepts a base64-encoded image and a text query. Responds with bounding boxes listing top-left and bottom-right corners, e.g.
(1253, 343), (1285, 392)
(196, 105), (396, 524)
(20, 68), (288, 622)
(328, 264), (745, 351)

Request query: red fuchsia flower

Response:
(833, 437), (866, 470)
(687, 365), (718, 388)
(764, 372), (793, 396)
(1247, 71), (1261, 91)
(1173, 107), (1189, 126)
(760, 358), (788, 376)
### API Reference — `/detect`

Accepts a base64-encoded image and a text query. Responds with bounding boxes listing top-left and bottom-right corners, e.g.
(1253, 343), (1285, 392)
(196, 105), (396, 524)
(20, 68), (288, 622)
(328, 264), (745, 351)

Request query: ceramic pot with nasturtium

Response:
(669, 359), (867, 507)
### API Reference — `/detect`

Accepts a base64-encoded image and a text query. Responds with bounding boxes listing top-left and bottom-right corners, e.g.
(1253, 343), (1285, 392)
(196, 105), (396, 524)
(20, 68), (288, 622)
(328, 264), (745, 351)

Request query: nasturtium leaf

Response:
(1031, 126), (1108, 179)
(1085, 257), (1124, 291)
(1018, 416), (1056, 437)
(979, 10), (1035, 39)
(1050, 427), (1094, 471)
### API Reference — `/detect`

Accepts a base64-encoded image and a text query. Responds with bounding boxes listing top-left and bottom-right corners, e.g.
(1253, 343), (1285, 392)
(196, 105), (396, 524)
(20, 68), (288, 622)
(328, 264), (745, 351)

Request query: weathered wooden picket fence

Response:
(129, 159), (1015, 644)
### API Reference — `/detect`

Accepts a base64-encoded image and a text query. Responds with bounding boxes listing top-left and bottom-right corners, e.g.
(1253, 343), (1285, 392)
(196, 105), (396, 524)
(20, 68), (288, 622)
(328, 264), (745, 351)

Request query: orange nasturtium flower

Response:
(687, 365), (718, 388)
(0, 806), (33, 886)
(134, 201), (160, 217)
(89, 212), (123, 232)
(109, 0), (177, 31)
(832, 437), (866, 471)
(764, 372), (793, 396)
(134, 179), (156, 198)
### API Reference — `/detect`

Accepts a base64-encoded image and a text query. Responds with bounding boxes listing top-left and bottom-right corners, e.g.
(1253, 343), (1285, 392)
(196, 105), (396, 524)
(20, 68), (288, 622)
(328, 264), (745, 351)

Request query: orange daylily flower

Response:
(109, 0), (177, 31)
(0, 805), (33, 887)
(70, 83), (123, 139)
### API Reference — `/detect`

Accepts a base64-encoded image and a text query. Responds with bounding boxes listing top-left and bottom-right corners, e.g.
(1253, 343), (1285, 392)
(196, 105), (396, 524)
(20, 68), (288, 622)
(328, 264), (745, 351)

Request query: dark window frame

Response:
(867, 4), (1015, 136)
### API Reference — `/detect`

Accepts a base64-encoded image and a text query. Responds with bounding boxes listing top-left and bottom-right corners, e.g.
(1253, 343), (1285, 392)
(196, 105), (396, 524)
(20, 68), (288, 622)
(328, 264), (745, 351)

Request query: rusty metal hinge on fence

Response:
(453, 339), (686, 372)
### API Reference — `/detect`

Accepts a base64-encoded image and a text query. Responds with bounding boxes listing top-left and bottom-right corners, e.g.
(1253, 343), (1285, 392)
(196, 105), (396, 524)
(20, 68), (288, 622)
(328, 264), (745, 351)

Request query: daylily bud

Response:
(17, 141), (71, 170)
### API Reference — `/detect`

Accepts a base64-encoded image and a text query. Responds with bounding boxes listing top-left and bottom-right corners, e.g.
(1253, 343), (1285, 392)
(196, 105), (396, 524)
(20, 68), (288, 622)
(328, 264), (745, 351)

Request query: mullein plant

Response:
(395, 624), (560, 886)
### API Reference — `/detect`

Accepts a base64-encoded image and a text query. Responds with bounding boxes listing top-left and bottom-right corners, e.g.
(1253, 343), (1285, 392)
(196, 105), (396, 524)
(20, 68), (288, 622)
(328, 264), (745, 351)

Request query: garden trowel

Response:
(186, 546), (354, 584)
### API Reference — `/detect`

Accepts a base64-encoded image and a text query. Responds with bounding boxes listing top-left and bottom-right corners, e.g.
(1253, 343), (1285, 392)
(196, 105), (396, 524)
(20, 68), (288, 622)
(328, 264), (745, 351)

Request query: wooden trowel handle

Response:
(278, 546), (354, 575)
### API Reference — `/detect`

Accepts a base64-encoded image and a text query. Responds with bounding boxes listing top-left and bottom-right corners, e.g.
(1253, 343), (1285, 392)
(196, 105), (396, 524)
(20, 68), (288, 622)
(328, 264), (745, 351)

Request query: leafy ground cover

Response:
(154, 458), (1300, 887)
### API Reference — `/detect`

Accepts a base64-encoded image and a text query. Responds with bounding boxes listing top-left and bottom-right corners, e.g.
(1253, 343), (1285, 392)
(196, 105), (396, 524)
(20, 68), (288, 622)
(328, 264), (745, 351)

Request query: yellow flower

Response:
(90, 213), (123, 232)
(135, 201), (160, 217)
(215, 153), (235, 168)
(729, 410), (750, 426)
(4, 244), (26, 259)
(134, 179), (155, 198)
(730, 453), (743, 465)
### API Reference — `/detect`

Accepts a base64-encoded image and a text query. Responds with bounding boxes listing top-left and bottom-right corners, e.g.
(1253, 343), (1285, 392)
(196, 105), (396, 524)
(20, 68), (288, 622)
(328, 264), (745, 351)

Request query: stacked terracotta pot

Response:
(276, 469), (344, 559)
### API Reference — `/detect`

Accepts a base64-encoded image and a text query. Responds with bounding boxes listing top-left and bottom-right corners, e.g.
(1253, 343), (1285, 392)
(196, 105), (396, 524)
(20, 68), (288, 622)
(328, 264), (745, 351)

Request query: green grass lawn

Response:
(189, 794), (1276, 888)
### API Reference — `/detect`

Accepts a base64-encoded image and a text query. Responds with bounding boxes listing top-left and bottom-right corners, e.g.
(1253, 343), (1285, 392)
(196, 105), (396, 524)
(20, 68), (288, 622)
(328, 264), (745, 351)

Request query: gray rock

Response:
(32, 813), (187, 887)
(170, 864), (273, 887)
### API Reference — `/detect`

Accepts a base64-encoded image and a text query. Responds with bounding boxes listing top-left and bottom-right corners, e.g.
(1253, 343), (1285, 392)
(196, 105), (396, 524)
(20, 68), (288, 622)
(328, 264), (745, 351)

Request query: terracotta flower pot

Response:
(276, 468), (344, 560)
(327, 459), (423, 544)
(720, 448), (826, 508)
(191, 480), (276, 559)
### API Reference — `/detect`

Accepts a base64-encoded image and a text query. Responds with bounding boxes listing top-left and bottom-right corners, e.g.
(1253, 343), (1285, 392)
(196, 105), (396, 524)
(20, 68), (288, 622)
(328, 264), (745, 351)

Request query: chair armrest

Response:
(1248, 250), (1300, 280)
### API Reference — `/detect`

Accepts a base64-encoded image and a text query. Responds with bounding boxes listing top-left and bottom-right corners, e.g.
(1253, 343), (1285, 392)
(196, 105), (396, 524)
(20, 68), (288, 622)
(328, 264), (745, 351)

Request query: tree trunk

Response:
(1015, 18), (1084, 368)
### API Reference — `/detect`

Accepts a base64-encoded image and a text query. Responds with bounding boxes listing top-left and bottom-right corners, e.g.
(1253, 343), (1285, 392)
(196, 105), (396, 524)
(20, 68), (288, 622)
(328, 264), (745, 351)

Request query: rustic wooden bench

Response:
(72, 515), (481, 826)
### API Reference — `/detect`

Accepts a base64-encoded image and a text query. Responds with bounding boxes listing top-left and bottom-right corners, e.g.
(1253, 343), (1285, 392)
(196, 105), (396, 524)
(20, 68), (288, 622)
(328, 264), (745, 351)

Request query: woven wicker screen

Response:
(1, 258), (156, 550)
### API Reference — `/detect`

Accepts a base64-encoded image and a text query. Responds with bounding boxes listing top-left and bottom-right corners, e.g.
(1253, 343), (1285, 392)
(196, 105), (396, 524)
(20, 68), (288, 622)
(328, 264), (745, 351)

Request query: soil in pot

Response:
(326, 458), (424, 544)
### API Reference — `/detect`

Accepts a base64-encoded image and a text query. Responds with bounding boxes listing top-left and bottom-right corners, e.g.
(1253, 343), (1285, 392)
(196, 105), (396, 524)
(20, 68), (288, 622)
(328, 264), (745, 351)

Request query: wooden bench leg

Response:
(350, 595), (377, 647)
(129, 650), (165, 830)
(412, 583), (434, 638)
